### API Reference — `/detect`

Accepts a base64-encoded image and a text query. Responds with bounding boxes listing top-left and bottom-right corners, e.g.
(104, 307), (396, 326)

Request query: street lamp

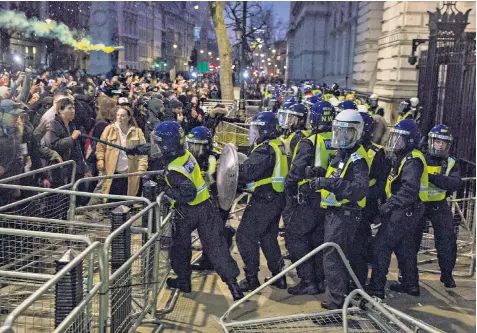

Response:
(260, 54), (264, 58)
(272, 49), (276, 53)
(216, 57), (220, 61)
(194, 5), (199, 10)
(208, 51), (212, 56)
(173, 44), (178, 49)
(200, 50), (204, 54)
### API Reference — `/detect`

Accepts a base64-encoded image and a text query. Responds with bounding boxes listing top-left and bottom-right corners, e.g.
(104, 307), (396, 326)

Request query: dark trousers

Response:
(284, 195), (324, 282)
(237, 193), (285, 277)
(420, 201), (457, 277)
(201, 206), (235, 265)
(323, 208), (360, 307)
(370, 205), (424, 292)
(349, 203), (377, 287)
(170, 200), (240, 282)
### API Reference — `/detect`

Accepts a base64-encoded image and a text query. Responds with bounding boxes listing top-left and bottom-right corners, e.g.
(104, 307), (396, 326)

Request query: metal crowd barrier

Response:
(0, 241), (103, 333)
(201, 99), (236, 117)
(214, 121), (251, 148)
(418, 177), (476, 277)
(220, 242), (443, 333)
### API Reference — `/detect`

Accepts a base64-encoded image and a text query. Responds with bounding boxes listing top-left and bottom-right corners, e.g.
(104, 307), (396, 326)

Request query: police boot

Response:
(389, 281), (420, 296)
(264, 274), (287, 289)
(440, 272), (456, 288)
(238, 275), (261, 292)
(365, 285), (385, 300)
(191, 258), (214, 271)
(166, 277), (192, 293)
(287, 279), (322, 295)
(227, 279), (245, 301)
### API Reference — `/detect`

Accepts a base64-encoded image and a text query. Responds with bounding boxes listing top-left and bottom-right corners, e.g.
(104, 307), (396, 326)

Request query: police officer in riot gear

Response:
(368, 119), (427, 299)
(336, 100), (358, 114)
(366, 94), (384, 117)
(284, 101), (336, 295)
(421, 124), (462, 288)
(397, 97), (422, 124)
(349, 112), (388, 288)
(151, 121), (244, 300)
(308, 109), (370, 309)
(278, 103), (310, 166)
(185, 126), (237, 272)
(237, 111), (288, 292)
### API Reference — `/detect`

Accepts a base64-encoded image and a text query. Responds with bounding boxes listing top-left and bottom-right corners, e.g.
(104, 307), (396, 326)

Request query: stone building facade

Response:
(286, 1), (476, 121)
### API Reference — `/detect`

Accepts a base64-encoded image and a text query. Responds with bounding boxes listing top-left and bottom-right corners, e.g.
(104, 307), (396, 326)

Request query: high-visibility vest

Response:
(322, 94), (335, 102)
(367, 142), (385, 187)
(166, 150), (210, 205)
(320, 145), (370, 208)
(200, 154), (218, 188)
(426, 157), (456, 202)
(295, 132), (336, 188)
(385, 149), (428, 202)
(286, 129), (310, 158)
(246, 139), (288, 193)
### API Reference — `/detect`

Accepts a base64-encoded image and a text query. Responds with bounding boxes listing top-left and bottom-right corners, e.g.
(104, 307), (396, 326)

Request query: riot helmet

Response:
(331, 109), (363, 149)
(428, 124), (452, 158)
(385, 119), (420, 158)
(310, 101), (335, 132)
(186, 126), (213, 159)
(249, 111), (279, 144)
(151, 121), (185, 158)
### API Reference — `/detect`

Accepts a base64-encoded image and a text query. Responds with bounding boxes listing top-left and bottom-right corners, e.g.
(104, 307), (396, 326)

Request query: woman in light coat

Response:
(96, 106), (148, 197)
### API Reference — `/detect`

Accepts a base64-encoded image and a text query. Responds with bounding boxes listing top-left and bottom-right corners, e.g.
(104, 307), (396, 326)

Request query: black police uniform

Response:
(160, 152), (241, 286)
(193, 150), (236, 269)
(319, 145), (369, 309)
(420, 153), (462, 283)
(237, 140), (286, 280)
(350, 142), (388, 287)
(284, 137), (325, 290)
(369, 152), (425, 297)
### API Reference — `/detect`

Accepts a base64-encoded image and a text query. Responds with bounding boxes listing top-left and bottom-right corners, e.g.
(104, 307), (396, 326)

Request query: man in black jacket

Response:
(42, 98), (91, 187)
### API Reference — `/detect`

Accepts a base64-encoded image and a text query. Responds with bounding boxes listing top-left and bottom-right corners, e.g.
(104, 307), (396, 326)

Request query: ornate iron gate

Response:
(416, 3), (475, 175)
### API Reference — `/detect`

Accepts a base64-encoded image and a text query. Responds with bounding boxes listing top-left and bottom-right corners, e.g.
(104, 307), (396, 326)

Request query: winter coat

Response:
(42, 115), (89, 177)
(95, 124), (148, 196)
(145, 98), (164, 138)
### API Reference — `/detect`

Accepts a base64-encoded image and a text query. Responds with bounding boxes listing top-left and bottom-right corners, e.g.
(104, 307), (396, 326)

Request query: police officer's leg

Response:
(428, 202), (457, 286)
(322, 208), (359, 309)
(350, 207), (373, 288)
(168, 212), (196, 292)
(368, 212), (403, 297)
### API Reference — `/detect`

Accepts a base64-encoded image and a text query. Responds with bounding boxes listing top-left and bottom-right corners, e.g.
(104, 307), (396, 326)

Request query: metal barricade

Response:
(220, 242), (443, 333)
(201, 99), (236, 117)
(418, 177), (476, 277)
(214, 121), (251, 148)
(0, 241), (103, 333)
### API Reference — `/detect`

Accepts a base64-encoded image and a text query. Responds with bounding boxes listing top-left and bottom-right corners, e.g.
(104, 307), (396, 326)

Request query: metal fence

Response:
(220, 242), (442, 333)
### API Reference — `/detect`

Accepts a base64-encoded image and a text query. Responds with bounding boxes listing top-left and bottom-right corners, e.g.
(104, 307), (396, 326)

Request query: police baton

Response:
(81, 133), (127, 151)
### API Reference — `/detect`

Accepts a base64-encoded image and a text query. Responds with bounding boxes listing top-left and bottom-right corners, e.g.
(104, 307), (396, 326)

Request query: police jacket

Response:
(380, 151), (424, 214)
(0, 127), (23, 179)
(368, 106), (384, 117)
(363, 141), (389, 202)
(161, 150), (206, 206)
(287, 129), (310, 165)
(321, 144), (369, 209)
(239, 138), (279, 199)
(285, 136), (321, 196)
(425, 153), (462, 200)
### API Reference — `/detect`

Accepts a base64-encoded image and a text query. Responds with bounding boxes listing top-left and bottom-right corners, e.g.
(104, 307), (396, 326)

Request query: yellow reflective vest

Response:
(246, 139), (288, 193)
(427, 157), (456, 202)
(385, 150), (428, 202)
(296, 132), (336, 189)
(367, 143), (385, 187)
(320, 145), (370, 208)
(166, 150), (210, 205)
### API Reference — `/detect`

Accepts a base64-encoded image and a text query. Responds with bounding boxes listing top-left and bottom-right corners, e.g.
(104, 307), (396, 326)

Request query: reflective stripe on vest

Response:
(320, 145), (370, 208)
(166, 150), (210, 206)
(367, 143), (384, 188)
(246, 139), (288, 193)
(385, 149), (428, 202)
(427, 157), (456, 202)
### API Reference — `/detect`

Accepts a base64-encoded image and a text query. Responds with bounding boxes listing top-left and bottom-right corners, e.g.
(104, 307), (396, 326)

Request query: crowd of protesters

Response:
(0, 67), (232, 205)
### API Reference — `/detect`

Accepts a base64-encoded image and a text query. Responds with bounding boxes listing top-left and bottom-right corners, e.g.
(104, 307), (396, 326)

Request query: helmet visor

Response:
(277, 109), (288, 129)
(331, 121), (359, 148)
(385, 130), (407, 156)
(186, 141), (206, 158)
(428, 135), (451, 157)
(150, 132), (163, 158)
(399, 101), (408, 113)
(370, 99), (378, 108)
(249, 124), (261, 144)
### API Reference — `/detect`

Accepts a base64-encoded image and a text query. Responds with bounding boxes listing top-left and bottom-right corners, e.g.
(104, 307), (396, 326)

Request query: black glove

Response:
(298, 182), (314, 196)
(285, 184), (297, 198)
(309, 177), (333, 191)
(305, 166), (326, 178)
